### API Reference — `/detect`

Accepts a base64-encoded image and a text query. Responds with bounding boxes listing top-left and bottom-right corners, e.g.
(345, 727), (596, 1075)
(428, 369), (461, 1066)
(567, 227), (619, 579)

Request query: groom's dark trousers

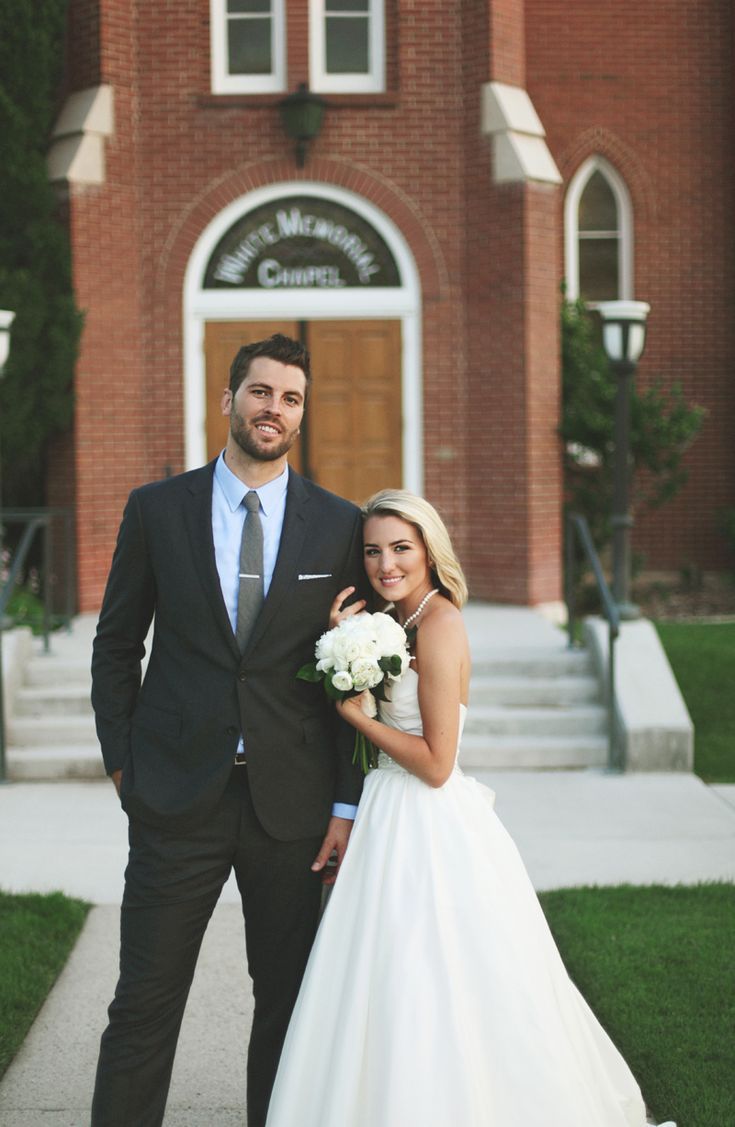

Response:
(90, 461), (365, 1127)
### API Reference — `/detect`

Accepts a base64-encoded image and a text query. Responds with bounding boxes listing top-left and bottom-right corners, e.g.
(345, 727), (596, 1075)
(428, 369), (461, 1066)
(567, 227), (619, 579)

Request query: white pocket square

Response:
(298, 573), (332, 580)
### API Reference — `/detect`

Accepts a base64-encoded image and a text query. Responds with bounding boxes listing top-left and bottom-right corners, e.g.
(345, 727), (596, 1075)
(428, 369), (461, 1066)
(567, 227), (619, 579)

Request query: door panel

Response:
(204, 321), (300, 466)
(203, 319), (402, 503)
(308, 320), (402, 503)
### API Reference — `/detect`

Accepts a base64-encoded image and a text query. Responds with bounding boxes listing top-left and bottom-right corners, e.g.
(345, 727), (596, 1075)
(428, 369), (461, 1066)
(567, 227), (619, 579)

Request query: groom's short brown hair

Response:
(229, 334), (311, 398)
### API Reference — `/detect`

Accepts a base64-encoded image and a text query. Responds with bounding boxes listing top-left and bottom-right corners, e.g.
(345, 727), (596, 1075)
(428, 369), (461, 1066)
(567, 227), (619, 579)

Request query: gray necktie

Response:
(236, 491), (264, 652)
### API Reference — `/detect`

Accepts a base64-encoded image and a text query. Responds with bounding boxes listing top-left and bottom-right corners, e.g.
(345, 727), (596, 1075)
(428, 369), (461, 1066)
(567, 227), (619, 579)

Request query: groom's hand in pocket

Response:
(311, 816), (354, 885)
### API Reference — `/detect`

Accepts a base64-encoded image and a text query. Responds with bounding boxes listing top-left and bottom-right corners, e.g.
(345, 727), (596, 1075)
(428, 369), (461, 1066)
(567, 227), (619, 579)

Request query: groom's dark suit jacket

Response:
(92, 460), (365, 838)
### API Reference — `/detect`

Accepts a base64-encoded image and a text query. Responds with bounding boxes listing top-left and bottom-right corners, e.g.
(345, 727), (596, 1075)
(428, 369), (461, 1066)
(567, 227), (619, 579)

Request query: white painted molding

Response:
(481, 81), (561, 186)
(47, 85), (115, 186)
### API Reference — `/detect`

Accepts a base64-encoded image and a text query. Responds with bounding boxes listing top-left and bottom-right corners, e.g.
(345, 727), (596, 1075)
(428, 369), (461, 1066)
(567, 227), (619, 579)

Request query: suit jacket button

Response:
(226, 725), (238, 737)
(238, 671), (247, 682)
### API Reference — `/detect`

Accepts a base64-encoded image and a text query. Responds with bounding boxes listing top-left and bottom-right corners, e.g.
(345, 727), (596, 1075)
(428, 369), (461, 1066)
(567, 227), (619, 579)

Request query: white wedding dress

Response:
(266, 670), (675, 1127)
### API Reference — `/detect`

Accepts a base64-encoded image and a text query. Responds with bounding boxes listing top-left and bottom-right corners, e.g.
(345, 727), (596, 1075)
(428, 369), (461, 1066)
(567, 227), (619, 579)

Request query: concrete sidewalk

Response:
(1, 771), (734, 1125)
(0, 600), (733, 1124)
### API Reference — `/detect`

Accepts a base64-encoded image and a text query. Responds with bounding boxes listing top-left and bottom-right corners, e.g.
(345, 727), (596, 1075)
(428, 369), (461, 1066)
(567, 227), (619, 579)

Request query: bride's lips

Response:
(379, 576), (404, 588)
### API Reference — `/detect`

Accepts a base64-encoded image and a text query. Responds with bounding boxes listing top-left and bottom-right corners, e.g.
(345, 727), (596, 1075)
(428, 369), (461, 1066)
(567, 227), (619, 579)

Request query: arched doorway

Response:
(183, 182), (423, 502)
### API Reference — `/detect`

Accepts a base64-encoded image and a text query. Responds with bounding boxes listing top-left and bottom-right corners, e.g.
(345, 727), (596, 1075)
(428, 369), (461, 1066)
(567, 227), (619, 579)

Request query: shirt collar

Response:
(215, 450), (289, 516)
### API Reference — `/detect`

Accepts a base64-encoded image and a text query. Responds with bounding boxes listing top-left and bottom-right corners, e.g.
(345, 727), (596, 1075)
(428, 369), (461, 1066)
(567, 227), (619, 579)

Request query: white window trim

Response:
(309, 0), (385, 94)
(564, 156), (633, 302)
(210, 0), (286, 94)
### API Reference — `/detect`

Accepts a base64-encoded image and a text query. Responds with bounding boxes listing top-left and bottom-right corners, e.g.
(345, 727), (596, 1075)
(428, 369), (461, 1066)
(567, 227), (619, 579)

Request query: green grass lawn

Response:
(541, 882), (735, 1127)
(655, 622), (735, 782)
(0, 890), (90, 1079)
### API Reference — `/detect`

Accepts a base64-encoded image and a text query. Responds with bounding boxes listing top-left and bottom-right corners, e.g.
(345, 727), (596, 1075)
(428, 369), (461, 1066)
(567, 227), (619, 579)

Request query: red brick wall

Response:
(65, 0), (566, 609)
(527, 0), (735, 573)
(66, 0), (147, 610)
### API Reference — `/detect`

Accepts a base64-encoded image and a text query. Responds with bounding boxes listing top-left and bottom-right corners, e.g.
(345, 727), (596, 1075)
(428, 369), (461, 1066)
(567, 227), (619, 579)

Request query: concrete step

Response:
(470, 674), (601, 707)
(14, 684), (92, 717)
(8, 714), (97, 747)
(459, 734), (609, 770)
(23, 656), (92, 688)
(5, 744), (105, 781)
(462, 704), (608, 738)
(471, 649), (594, 678)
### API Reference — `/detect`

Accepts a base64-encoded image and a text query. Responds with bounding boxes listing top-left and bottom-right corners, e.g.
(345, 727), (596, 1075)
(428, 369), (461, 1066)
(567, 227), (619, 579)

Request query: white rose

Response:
(331, 670), (354, 691)
(350, 657), (383, 691)
(315, 631), (336, 668)
(332, 633), (366, 669)
(371, 612), (408, 657)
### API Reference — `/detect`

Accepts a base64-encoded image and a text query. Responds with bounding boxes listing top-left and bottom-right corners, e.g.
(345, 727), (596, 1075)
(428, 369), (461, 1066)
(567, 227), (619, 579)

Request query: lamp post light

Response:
(0, 308), (16, 783)
(597, 300), (650, 620)
(278, 83), (327, 167)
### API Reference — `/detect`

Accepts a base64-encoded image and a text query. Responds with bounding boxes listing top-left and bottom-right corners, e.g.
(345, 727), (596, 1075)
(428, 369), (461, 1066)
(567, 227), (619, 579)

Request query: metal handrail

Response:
(564, 512), (621, 771)
(0, 507), (75, 782)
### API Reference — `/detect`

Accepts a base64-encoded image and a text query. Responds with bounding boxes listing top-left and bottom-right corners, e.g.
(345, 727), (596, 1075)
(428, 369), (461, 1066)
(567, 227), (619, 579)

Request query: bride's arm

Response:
(336, 606), (468, 787)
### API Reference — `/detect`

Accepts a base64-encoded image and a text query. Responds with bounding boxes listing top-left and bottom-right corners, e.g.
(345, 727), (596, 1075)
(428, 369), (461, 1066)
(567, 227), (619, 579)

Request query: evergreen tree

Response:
(0, 0), (82, 508)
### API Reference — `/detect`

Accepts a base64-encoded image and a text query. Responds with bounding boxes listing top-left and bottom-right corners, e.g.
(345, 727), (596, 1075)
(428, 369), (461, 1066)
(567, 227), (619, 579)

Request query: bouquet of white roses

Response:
(297, 612), (411, 773)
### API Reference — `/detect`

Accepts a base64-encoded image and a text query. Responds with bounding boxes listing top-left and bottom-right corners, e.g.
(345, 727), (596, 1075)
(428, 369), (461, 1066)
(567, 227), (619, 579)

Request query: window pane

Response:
(579, 238), (619, 302)
(326, 1), (369, 10)
(326, 16), (369, 73)
(228, 0), (271, 12)
(579, 171), (618, 233)
(228, 19), (271, 74)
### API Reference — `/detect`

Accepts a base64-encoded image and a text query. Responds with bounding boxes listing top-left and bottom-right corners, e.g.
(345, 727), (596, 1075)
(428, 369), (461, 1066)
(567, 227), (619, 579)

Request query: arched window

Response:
(565, 157), (633, 303)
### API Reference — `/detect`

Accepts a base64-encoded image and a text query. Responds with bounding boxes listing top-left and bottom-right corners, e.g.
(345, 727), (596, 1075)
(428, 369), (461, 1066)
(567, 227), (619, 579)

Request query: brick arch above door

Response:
(155, 155), (448, 314)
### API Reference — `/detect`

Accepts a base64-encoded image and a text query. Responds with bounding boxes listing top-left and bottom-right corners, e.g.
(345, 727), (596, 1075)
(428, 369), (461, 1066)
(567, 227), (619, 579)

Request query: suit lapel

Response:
(182, 460), (241, 660)
(244, 470), (310, 654)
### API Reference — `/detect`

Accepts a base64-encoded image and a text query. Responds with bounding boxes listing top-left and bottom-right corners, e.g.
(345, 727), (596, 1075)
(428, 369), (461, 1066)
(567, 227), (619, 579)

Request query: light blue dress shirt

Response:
(212, 452), (357, 821)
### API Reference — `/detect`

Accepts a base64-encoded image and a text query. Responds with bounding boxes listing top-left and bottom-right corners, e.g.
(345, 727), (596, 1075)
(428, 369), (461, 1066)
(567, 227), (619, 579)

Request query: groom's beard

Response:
(229, 407), (300, 463)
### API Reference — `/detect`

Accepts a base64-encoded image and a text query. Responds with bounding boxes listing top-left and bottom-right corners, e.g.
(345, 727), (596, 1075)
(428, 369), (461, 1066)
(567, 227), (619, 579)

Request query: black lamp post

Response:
(0, 308), (16, 783)
(278, 83), (327, 168)
(597, 300), (650, 620)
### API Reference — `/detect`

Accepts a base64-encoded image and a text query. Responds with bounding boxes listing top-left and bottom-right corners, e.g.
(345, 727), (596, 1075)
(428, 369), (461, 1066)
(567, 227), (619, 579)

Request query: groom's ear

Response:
(221, 387), (233, 417)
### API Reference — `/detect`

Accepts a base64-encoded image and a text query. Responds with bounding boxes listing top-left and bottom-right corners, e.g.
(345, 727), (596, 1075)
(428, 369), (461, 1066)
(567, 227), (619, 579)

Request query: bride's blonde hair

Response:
(361, 490), (468, 609)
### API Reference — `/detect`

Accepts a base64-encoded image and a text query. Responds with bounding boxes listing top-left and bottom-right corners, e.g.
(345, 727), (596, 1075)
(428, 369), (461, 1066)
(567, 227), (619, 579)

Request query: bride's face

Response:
(362, 514), (432, 606)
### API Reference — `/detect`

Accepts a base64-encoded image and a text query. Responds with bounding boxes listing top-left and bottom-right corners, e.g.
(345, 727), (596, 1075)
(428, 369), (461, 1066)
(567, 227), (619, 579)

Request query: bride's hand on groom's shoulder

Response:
(329, 586), (366, 628)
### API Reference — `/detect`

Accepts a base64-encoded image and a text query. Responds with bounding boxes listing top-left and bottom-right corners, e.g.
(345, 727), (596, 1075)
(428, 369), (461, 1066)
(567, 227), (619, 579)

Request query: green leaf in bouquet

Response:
(323, 675), (346, 701)
(371, 679), (389, 702)
(379, 654), (403, 677)
(296, 662), (323, 682)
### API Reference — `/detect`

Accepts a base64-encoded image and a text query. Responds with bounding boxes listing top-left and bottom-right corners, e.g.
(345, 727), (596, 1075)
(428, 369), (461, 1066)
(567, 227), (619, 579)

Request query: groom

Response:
(90, 333), (366, 1127)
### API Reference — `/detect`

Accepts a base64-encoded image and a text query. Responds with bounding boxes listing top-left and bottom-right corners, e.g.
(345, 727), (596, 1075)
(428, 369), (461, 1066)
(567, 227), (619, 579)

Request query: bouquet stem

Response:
(352, 731), (379, 774)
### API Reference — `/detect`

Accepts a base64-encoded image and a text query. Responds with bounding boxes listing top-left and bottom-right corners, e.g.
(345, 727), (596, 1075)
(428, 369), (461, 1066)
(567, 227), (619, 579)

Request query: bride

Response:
(265, 489), (675, 1127)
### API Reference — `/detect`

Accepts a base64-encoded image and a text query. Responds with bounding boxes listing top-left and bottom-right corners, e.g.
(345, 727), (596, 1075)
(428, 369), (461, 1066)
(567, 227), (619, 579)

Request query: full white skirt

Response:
(266, 760), (663, 1127)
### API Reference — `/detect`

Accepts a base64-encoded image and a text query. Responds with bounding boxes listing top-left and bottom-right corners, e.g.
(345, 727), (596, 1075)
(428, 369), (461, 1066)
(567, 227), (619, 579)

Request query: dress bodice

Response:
(376, 667), (466, 773)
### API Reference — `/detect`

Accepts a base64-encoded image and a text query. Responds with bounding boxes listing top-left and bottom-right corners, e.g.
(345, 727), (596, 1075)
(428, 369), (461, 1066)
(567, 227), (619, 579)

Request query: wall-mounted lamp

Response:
(278, 83), (327, 168)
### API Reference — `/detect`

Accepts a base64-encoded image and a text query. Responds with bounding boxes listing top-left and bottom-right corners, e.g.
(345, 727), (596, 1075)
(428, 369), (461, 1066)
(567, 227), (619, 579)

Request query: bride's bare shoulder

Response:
(417, 598), (467, 649)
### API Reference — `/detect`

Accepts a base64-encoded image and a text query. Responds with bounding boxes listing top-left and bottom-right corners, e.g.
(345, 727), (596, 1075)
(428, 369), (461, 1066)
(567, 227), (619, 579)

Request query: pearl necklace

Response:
(402, 588), (439, 630)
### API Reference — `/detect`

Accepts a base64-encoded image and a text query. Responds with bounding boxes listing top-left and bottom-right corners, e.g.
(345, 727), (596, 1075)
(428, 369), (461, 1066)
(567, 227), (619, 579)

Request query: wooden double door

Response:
(204, 320), (402, 504)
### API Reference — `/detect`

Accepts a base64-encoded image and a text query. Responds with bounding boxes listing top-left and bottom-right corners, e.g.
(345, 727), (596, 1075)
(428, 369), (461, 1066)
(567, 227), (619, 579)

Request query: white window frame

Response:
(210, 0), (286, 94)
(309, 0), (385, 93)
(564, 156), (633, 303)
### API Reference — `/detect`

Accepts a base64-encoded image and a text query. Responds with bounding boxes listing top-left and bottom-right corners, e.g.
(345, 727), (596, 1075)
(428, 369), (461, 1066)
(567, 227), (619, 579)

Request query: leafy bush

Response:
(0, 0), (82, 509)
(560, 296), (705, 556)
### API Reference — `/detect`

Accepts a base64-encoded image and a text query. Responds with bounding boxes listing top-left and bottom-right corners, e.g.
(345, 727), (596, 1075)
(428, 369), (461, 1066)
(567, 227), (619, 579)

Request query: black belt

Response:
(234, 751), (247, 766)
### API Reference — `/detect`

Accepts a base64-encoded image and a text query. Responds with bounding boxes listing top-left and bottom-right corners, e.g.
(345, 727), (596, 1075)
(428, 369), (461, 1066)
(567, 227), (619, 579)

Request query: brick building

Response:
(49, 1), (735, 612)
